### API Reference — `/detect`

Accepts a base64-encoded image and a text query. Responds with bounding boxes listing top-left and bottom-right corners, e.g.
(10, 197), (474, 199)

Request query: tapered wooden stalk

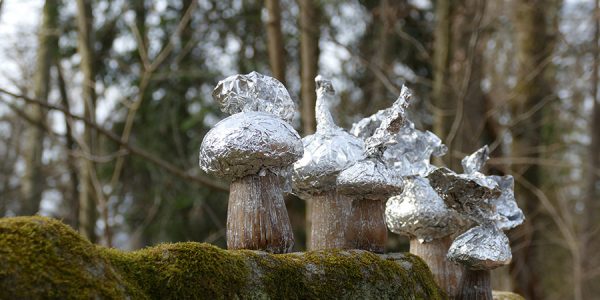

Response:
(410, 236), (464, 298)
(227, 171), (294, 253)
(309, 191), (352, 250)
(457, 269), (492, 300)
(346, 198), (387, 253)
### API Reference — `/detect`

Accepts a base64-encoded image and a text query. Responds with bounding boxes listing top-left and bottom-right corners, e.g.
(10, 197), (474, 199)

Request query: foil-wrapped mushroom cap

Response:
(489, 175), (525, 231)
(293, 129), (365, 195)
(426, 167), (500, 218)
(385, 176), (469, 243)
(447, 223), (512, 270)
(293, 75), (366, 195)
(383, 121), (447, 177)
(199, 111), (303, 180)
(212, 71), (296, 123)
(336, 158), (404, 200)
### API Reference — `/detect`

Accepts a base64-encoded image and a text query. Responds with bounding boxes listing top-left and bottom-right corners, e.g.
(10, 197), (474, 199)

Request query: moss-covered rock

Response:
(492, 291), (526, 300)
(0, 216), (445, 299)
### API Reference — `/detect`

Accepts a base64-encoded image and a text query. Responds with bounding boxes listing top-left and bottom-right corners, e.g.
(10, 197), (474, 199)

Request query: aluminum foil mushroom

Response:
(199, 72), (302, 253)
(292, 75), (365, 250)
(440, 146), (525, 299)
(336, 86), (411, 253)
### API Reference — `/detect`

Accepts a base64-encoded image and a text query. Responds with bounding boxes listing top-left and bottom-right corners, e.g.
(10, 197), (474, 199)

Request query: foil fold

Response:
(489, 175), (525, 231)
(364, 85), (412, 158)
(212, 71), (296, 123)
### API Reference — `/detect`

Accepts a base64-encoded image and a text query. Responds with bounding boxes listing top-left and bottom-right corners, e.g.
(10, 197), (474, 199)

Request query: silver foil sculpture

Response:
(199, 72), (302, 253)
(292, 76), (365, 250)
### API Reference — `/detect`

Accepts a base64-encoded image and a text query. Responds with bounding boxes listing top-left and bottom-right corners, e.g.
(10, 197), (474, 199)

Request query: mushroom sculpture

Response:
(292, 76), (365, 250)
(381, 121), (469, 298)
(336, 86), (411, 253)
(199, 72), (303, 253)
(440, 146), (524, 300)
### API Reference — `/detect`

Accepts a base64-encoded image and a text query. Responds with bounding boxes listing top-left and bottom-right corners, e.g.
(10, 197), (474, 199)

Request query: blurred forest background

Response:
(0, 0), (598, 299)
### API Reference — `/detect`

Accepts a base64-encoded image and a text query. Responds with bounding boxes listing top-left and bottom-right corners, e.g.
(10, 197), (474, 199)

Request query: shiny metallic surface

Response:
(292, 76), (365, 195)
(336, 158), (404, 200)
(385, 176), (469, 243)
(489, 175), (525, 231)
(447, 224), (512, 270)
(199, 111), (303, 179)
(293, 129), (365, 194)
(383, 121), (447, 177)
(461, 145), (490, 174)
(350, 109), (385, 139)
(426, 167), (500, 219)
(364, 85), (412, 158)
(212, 71), (296, 123)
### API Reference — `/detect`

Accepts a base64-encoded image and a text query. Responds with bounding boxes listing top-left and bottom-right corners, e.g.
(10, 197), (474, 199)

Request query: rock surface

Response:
(0, 216), (445, 299)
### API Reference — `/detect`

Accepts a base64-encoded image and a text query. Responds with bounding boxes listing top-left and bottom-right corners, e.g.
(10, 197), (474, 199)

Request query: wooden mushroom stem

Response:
(227, 170), (294, 253)
(309, 191), (352, 250)
(457, 269), (492, 300)
(410, 236), (464, 298)
(346, 198), (387, 253)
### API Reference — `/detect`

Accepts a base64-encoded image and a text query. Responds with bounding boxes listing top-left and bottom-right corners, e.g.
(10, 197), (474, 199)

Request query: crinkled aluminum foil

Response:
(212, 71), (296, 123)
(447, 223), (512, 270)
(462, 145), (490, 174)
(199, 111), (303, 179)
(489, 175), (525, 231)
(336, 158), (404, 200)
(383, 121), (447, 177)
(364, 85), (412, 158)
(293, 128), (365, 194)
(426, 167), (500, 220)
(350, 109), (385, 139)
(292, 76), (366, 195)
(385, 176), (469, 243)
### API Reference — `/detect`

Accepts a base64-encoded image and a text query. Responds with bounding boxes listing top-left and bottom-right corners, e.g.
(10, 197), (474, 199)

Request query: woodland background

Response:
(0, 0), (598, 299)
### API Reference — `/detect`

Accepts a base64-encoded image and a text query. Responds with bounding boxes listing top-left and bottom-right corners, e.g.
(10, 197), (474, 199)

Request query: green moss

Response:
(0, 216), (444, 299)
(0, 216), (144, 299)
(101, 243), (250, 299)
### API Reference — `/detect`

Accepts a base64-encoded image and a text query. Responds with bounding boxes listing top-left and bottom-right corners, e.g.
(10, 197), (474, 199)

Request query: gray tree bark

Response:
(432, 0), (487, 169)
(510, 1), (561, 299)
(76, 0), (98, 243)
(265, 0), (287, 85)
(20, 0), (59, 215)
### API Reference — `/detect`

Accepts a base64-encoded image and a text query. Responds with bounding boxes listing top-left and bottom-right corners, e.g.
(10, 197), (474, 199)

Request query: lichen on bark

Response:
(0, 216), (445, 299)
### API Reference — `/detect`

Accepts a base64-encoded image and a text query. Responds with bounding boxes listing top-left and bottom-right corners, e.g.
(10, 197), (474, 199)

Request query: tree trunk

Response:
(299, 0), (319, 136)
(19, 0), (59, 215)
(299, 0), (320, 250)
(227, 171), (294, 253)
(584, 0), (600, 298)
(410, 236), (463, 298)
(510, 1), (560, 299)
(76, 0), (98, 243)
(432, 0), (487, 169)
(56, 63), (80, 229)
(309, 191), (352, 250)
(265, 0), (286, 85)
